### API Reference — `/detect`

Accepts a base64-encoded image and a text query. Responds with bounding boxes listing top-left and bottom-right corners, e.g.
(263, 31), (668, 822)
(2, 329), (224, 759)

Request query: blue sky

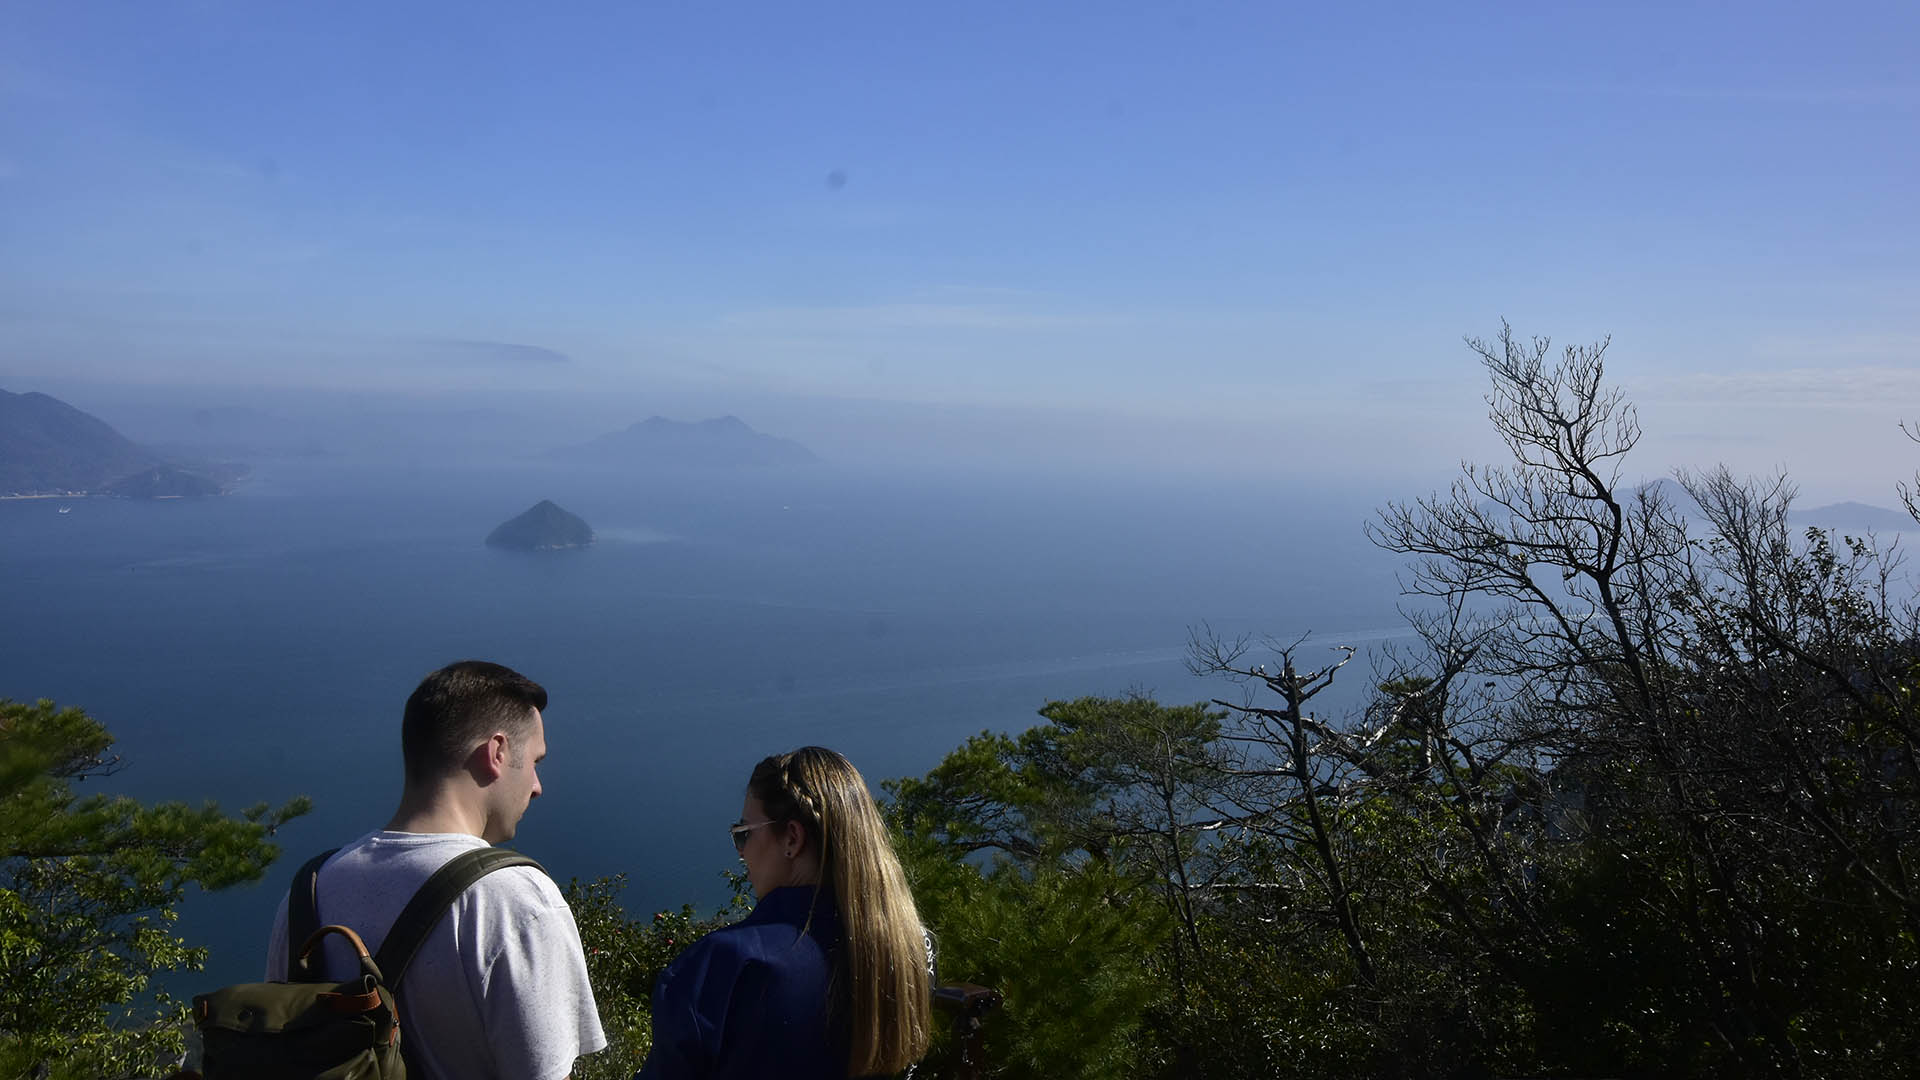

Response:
(3, 2), (1917, 489)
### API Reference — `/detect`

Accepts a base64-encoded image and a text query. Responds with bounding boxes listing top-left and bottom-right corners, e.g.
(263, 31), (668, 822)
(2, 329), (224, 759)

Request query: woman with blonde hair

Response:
(636, 746), (933, 1080)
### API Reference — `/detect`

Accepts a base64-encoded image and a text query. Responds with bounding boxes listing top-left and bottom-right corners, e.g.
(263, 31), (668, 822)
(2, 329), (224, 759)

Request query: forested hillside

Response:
(0, 389), (157, 495)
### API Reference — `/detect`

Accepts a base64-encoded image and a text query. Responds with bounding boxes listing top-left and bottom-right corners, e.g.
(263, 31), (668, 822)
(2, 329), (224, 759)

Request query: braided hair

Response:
(748, 747), (932, 1075)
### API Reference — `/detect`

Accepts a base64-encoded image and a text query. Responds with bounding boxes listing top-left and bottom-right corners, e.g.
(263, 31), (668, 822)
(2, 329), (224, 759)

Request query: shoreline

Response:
(3, 491), (233, 501)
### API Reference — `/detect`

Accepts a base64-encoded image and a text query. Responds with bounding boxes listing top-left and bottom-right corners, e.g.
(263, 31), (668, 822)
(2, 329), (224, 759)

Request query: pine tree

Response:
(0, 699), (309, 1078)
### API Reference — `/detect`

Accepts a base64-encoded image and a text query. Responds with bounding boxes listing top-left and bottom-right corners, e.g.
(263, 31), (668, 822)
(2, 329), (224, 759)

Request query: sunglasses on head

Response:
(729, 819), (778, 853)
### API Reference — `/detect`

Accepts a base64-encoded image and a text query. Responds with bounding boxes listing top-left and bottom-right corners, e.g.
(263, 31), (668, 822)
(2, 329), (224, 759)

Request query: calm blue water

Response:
(0, 459), (1407, 989)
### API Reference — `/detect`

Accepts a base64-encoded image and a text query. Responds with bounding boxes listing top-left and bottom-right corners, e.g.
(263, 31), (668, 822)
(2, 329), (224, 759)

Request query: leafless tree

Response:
(1351, 323), (1920, 1074)
(1188, 628), (1380, 989)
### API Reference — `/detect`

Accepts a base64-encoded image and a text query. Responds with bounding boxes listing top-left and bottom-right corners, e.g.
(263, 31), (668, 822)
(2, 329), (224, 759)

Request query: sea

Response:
(0, 457), (1412, 991)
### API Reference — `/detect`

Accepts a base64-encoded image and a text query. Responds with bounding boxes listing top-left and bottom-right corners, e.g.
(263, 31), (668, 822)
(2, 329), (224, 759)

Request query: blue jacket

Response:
(636, 886), (850, 1080)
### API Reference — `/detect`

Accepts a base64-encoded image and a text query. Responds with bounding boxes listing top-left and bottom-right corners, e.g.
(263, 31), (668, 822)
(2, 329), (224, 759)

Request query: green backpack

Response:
(188, 846), (543, 1079)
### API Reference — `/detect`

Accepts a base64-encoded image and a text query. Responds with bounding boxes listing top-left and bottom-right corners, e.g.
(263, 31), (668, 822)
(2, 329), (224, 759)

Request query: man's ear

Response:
(471, 732), (510, 783)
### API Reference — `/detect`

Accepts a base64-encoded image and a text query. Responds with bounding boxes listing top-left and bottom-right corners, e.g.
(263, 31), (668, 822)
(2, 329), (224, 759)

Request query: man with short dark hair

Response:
(265, 661), (606, 1080)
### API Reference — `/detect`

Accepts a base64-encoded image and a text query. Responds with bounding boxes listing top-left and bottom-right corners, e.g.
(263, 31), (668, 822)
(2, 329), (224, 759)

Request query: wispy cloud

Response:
(406, 339), (571, 367)
(920, 284), (1059, 301)
(1437, 78), (1920, 108)
(721, 300), (1113, 335)
(1749, 334), (1920, 364)
(1629, 365), (1920, 407)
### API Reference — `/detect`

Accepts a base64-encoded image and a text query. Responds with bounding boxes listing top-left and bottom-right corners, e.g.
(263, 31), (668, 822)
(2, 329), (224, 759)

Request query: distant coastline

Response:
(2, 388), (245, 499)
(1, 493), (200, 501)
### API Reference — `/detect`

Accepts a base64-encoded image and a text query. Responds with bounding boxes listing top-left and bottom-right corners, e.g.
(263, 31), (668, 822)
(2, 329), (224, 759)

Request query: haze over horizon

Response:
(5, 3), (1917, 498)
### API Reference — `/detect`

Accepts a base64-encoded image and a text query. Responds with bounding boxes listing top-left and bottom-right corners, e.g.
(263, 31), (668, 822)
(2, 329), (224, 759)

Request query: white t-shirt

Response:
(265, 830), (607, 1080)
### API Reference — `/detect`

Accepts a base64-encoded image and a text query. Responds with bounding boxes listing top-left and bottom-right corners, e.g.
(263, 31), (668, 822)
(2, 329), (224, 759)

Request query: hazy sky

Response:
(3, 3), (1917, 492)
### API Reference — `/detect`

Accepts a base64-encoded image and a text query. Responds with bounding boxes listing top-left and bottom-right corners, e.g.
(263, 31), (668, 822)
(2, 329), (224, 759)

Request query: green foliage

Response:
(1179, 872), (1378, 1079)
(887, 694), (1227, 907)
(892, 696), (1248, 1079)
(564, 873), (746, 1080)
(889, 695), (1235, 1075)
(0, 698), (309, 1079)
(899, 836), (1169, 1080)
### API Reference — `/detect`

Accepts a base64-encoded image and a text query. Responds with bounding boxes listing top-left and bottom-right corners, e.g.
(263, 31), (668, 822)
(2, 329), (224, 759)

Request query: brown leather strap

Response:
(296, 924), (386, 984)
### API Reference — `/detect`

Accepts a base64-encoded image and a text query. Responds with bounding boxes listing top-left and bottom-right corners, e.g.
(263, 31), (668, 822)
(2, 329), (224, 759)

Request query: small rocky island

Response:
(485, 500), (595, 551)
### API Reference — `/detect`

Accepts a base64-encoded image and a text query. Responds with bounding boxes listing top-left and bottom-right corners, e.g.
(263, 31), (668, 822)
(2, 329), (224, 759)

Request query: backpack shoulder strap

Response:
(374, 847), (546, 993)
(286, 848), (340, 981)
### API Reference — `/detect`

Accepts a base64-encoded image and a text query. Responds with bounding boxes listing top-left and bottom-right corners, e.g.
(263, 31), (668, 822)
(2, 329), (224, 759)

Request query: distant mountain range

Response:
(0, 388), (240, 497)
(1788, 500), (1917, 533)
(549, 415), (817, 468)
(1630, 479), (1914, 532)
